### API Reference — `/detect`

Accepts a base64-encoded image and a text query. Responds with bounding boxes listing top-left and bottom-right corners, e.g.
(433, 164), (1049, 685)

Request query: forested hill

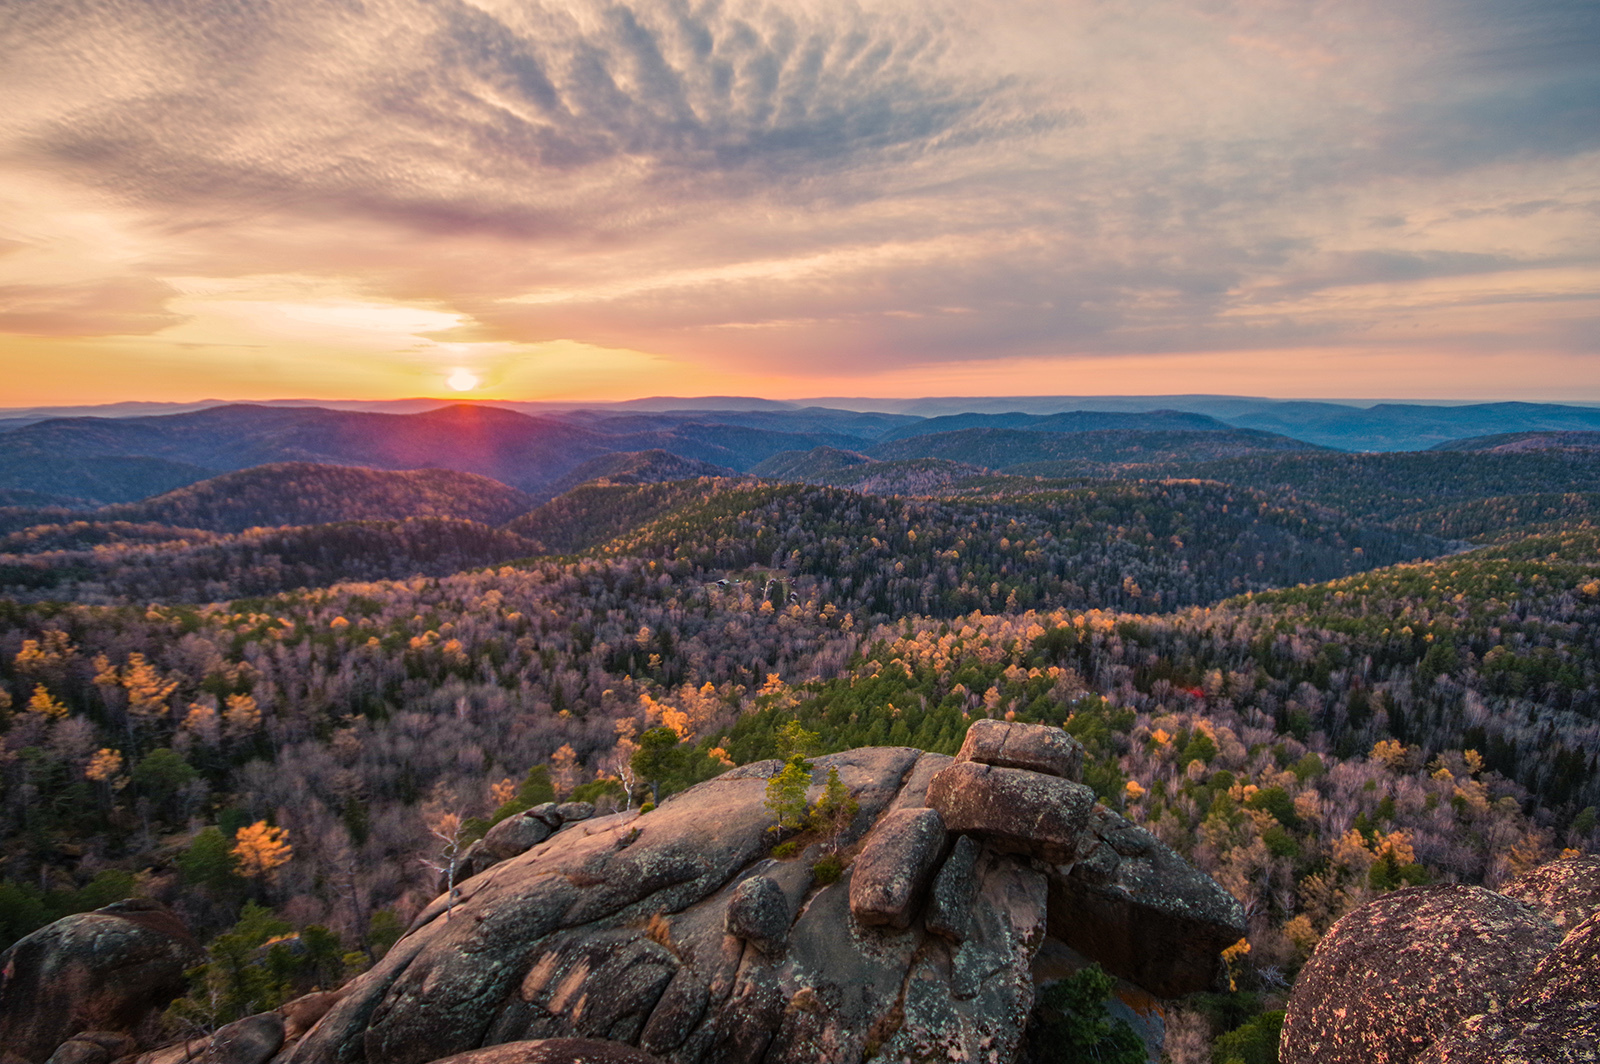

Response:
(517, 478), (1450, 617)
(0, 518), (540, 603)
(95, 463), (535, 532)
(871, 426), (1321, 468)
(872, 408), (1236, 442)
(1429, 431), (1600, 453)
(1144, 449), (1600, 523)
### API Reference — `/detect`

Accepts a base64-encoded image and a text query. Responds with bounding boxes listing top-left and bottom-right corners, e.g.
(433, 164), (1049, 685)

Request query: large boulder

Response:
(199, 1012), (285, 1064)
(482, 811), (557, 863)
(926, 834), (982, 944)
(41, 1034), (135, 1064)
(848, 808), (947, 929)
(1497, 853), (1600, 933)
(926, 760), (1093, 863)
(0, 899), (203, 1064)
(284, 743), (1238, 1064)
(723, 875), (789, 956)
(955, 719), (1084, 781)
(1046, 805), (1245, 998)
(1416, 907), (1600, 1063)
(1280, 885), (1562, 1064)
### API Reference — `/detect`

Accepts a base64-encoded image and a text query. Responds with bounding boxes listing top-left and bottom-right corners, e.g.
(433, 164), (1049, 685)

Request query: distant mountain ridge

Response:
(9, 398), (1600, 507)
(872, 409), (1234, 443)
(0, 404), (861, 500)
(1430, 431), (1600, 453)
(95, 463), (535, 532)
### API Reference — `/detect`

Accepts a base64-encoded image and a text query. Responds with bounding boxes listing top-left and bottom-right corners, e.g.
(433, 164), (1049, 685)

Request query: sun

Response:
(446, 367), (479, 392)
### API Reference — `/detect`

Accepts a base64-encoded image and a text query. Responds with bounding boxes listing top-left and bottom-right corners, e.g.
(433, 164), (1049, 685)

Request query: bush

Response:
(812, 853), (845, 884)
(1024, 964), (1145, 1064)
(1212, 1009), (1285, 1064)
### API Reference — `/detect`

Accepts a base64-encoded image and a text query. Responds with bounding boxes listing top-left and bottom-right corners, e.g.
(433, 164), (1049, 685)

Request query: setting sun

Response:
(446, 368), (478, 392)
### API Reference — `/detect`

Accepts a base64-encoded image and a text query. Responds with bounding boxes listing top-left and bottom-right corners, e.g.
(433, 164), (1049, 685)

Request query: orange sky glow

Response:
(2, 0), (1597, 407)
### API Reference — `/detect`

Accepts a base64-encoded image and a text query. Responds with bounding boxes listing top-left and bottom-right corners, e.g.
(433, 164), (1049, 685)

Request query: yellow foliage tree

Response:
(232, 821), (292, 877)
(27, 684), (69, 720)
(85, 747), (124, 782)
(123, 653), (178, 718)
(15, 631), (76, 674)
(223, 693), (261, 740)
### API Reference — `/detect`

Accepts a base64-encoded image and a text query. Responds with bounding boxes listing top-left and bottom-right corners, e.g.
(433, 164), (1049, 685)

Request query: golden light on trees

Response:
(27, 684), (69, 720)
(122, 652), (178, 718)
(223, 693), (261, 739)
(232, 821), (293, 877)
(85, 747), (124, 782)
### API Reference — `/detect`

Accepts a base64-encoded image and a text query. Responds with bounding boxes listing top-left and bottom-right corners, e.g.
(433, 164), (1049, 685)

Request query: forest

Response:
(1, 449), (1597, 1061)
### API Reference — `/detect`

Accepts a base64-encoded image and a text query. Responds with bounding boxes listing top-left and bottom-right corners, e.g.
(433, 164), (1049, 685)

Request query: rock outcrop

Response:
(0, 899), (203, 1064)
(925, 760), (1093, 863)
(428, 1040), (667, 1063)
(1046, 805), (1248, 998)
(954, 719), (1085, 781)
(285, 730), (1245, 1064)
(1498, 853), (1600, 933)
(1282, 855), (1600, 1064)
(848, 808), (947, 929)
(1416, 909), (1600, 1062)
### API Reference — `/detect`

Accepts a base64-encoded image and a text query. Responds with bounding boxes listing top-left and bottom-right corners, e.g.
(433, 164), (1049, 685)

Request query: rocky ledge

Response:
(1, 722), (1247, 1064)
(284, 721), (1243, 1064)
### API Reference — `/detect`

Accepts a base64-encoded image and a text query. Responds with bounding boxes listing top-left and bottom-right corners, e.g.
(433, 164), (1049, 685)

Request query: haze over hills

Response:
(1430, 431), (1600, 453)
(10, 396), (1600, 456)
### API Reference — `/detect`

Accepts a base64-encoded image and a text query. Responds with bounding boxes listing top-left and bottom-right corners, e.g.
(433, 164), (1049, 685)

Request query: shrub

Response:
(812, 853), (845, 884)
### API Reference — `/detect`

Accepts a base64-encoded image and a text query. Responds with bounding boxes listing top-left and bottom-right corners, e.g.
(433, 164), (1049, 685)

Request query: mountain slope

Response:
(94, 463), (535, 532)
(0, 518), (538, 602)
(869, 427), (1320, 468)
(874, 409), (1234, 443)
(1429, 431), (1600, 453)
(549, 450), (735, 493)
(536, 479), (1450, 616)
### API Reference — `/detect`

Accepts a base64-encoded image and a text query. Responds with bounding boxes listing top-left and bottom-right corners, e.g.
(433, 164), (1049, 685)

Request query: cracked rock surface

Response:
(284, 729), (1245, 1064)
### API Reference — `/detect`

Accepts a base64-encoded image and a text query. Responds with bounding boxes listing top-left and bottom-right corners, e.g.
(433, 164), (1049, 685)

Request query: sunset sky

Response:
(2, 0), (1597, 405)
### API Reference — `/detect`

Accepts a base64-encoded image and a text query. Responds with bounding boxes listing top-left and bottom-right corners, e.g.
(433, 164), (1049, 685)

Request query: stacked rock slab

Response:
(1281, 856), (1600, 1064)
(285, 729), (1245, 1064)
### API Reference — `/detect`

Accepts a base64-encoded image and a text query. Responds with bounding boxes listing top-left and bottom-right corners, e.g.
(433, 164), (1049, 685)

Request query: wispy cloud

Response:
(1, 0), (1596, 399)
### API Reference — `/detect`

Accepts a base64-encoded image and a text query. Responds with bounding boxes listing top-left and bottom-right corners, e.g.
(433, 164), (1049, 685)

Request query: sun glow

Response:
(446, 367), (478, 392)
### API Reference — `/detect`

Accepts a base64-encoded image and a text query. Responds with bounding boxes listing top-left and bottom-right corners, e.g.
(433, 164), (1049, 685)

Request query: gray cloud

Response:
(0, 0), (1596, 382)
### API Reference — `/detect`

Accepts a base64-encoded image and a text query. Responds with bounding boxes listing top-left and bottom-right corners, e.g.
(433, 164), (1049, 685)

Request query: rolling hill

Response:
(0, 404), (861, 497)
(93, 463), (536, 532)
(868, 426), (1322, 469)
(1429, 431), (1600, 453)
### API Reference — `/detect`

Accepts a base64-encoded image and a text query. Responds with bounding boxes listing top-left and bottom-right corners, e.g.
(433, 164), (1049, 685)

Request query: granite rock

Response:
(955, 719), (1085, 781)
(1280, 885), (1562, 1064)
(926, 760), (1093, 863)
(0, 899), (203, 1064)
(1045, 805), (1245, 998)
(848, 807), (947, 929)
(1497, 853), (1600, 933)
(284, 745), (1239, 1064)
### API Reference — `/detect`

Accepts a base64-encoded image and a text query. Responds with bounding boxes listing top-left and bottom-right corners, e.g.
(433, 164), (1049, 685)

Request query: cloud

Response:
(0, 0), (1596, 397)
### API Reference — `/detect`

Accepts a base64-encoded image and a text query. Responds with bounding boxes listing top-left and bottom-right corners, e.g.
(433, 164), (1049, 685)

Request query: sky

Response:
(1, 0), (1597, 405)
